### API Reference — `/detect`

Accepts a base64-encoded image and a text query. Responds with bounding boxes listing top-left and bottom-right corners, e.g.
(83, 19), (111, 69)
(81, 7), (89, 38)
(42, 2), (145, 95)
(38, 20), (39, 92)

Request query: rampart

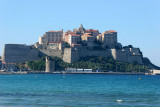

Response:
(2, 44), (144, 65)
(39, 49), (63, 58)
(78, 48), (112, 58)
(63, 47), (112, 63)
(111, 49), (143, 64)
(2, 44), (40, 63)
(63, 48), (79, 63)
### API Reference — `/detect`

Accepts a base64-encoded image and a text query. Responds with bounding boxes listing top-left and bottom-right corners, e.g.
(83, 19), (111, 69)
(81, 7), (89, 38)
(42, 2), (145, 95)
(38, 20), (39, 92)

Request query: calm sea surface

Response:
(0, 74), (160, 107)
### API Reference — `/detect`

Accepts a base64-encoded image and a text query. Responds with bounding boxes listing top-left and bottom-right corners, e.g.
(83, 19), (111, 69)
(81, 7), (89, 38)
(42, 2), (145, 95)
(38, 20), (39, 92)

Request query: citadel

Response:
(1, 25), (143, 70)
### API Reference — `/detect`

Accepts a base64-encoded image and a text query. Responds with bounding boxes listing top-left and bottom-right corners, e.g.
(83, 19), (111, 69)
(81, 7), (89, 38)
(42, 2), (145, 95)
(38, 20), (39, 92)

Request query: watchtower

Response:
(45, 56), (55, 72)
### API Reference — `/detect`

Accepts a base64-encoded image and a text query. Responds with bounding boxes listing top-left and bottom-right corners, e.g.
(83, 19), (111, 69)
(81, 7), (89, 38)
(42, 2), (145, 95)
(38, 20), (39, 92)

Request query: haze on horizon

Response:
(0, 0), (160, 66)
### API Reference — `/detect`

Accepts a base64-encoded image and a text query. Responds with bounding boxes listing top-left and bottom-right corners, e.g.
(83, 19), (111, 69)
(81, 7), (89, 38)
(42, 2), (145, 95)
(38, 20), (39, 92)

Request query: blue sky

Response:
(0, 0), (160, 66)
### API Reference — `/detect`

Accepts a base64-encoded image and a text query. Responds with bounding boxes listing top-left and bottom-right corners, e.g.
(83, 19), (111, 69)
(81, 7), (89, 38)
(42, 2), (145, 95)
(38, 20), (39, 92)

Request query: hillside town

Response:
(1, 25), (159, 73)
(34, 24), (142, 64)
(37, 24), (122, 51)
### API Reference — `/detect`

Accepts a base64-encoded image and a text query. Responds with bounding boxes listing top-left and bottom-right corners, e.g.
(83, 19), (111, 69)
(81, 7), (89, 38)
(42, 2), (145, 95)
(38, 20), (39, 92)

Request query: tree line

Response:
(20, 56), (149, 72)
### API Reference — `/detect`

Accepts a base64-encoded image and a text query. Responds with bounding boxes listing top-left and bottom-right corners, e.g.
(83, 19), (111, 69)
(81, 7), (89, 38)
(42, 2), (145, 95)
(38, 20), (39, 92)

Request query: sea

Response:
(0, 74), (160, 107)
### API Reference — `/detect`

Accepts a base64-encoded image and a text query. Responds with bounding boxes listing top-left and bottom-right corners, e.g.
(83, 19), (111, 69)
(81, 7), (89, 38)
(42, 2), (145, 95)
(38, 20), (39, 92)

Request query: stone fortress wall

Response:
(111, 49), (143, 64)
(39, 49), (63, 58)
(62, 47), (143, 64)
(2, 44), (143, 65)
(2, 44), (40, 63)
(77, 48), (112, 58)
(63, 48), (79, 63)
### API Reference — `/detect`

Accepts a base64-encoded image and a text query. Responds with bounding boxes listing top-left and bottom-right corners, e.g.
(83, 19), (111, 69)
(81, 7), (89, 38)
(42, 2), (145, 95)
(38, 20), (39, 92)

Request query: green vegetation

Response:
(27, 56), (69, 71)
(70, 56), (148, 72)
(123, 45), (133, 49)
(15, 62), (26, 70)
(25, 56), (149, 72)
(143, 57), (160, 70)
(27, 56), (46, 71)
(64, 42), (70, 48)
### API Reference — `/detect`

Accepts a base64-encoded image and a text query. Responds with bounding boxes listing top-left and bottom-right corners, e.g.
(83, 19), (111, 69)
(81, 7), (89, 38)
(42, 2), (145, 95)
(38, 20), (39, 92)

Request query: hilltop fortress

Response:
(2, 25), (143, 70)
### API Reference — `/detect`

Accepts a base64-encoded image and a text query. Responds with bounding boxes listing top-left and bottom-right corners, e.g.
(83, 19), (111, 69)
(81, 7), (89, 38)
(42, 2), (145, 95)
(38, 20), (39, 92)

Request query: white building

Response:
(152, 70), (160, 74)
(68, 34), (80, 45)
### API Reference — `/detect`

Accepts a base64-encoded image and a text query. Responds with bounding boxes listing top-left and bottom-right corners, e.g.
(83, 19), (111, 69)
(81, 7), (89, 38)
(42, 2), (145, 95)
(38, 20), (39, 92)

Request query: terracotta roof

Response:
(49, 41), (63, 43)
(108, 30), (117, 32)
(85, 33), (91, 35)
(86, 29), (99, 32)
(66, 32), (76, 35)
(48, 31), (63, 32)
(103, 30), (117, 34)
(82, 34), (93, 37)
(69, 34), (80, 36)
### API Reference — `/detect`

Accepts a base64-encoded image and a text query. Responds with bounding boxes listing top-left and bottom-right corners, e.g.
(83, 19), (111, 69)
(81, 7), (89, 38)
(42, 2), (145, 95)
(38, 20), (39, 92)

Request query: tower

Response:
(45, 56), (55, 72)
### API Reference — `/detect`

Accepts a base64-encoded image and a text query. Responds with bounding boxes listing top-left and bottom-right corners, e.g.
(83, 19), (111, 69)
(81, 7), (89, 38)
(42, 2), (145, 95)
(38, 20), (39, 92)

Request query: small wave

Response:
(116, 100), (123, 102)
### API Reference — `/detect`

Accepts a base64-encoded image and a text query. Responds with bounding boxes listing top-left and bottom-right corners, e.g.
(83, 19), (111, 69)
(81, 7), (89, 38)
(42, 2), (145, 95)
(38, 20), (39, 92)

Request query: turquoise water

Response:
(0, 74), (160, 107)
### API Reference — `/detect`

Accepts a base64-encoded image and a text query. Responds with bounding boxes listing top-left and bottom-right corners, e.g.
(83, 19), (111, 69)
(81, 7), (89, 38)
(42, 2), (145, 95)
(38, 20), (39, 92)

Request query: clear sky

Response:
(0, 0), (160, 66)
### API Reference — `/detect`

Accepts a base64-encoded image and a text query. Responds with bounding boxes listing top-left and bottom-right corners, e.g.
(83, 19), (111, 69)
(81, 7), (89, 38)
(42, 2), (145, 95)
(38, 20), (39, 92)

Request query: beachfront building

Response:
(152, 70), (160, 74)
(39, 30), (63, 44)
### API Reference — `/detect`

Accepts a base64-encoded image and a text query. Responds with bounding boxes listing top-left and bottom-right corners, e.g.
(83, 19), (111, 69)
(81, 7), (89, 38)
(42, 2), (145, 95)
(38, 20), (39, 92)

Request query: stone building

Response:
(48, 42), (65, 50)
(39, 30), (63, 44)
(81, 34), (94, 47)
(97, 30), (120, 48)
(73, 24), (85, 35)
(63, 30), (76, 40)
(68, 34), (80, 46)
(85, 29), (99, 39)
(39, 34), (46, 44)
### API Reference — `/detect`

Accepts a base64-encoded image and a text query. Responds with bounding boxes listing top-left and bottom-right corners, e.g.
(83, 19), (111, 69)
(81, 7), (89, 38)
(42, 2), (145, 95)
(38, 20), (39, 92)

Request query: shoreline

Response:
(0, 71), (147, 75)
